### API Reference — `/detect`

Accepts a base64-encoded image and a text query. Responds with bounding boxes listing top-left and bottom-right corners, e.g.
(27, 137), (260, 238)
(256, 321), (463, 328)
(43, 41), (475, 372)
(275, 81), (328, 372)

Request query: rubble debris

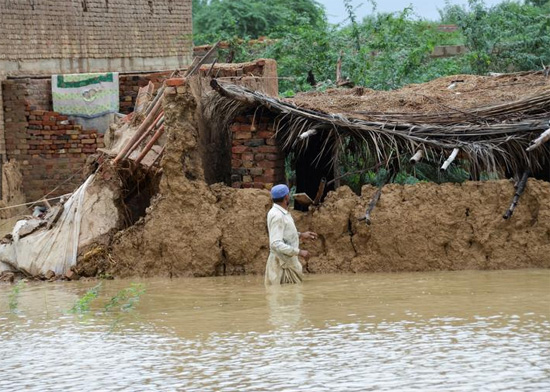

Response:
(2, 66), (550, 280)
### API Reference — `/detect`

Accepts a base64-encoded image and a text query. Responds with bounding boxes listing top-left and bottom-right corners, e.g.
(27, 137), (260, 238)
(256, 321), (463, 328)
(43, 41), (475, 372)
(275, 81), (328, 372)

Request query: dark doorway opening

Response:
(292, 132), (335, 211)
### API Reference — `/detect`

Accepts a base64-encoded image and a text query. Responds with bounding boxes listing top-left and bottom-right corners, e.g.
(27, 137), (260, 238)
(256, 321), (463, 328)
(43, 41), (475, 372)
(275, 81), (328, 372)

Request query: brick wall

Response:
(229, 115), (285, 189)
(119, 72), (171, 114)
(165, 60), (279, 185)
(2, 78), (103, 202)
(0, 0), (192, 76)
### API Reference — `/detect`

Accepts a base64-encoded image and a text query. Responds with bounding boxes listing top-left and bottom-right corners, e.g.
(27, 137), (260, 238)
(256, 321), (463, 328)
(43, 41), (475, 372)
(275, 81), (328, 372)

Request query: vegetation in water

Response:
(67, 282), (146, 333)
(69, 282), (102, 314)
(104, 283), (146, 313)
(104, 283), (146, 333)
(8, 280), (25, 312)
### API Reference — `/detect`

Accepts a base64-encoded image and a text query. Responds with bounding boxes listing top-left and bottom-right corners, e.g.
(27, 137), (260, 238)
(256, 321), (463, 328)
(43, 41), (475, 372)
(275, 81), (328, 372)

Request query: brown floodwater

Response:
(1, 270), (549, 391)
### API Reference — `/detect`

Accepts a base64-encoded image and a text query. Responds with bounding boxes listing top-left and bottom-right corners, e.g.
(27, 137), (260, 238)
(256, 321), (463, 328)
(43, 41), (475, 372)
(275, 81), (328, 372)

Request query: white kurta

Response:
(265, 203), (303, 285)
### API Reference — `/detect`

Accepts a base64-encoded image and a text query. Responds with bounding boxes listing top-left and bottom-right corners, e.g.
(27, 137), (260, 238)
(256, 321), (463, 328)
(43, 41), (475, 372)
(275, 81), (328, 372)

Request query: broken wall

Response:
(109, 80), (550, 278)
(1, 78), (104, 201)
(0, 71), (176, 201)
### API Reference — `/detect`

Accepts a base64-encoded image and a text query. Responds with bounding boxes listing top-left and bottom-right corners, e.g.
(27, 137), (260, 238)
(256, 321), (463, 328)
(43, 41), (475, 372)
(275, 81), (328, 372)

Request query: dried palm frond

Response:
(209, 79), (550, 177)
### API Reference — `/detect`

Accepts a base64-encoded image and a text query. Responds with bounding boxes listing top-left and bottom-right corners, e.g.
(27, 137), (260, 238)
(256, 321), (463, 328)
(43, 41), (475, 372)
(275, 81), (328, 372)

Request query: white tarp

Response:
(0, 174), (98, 276)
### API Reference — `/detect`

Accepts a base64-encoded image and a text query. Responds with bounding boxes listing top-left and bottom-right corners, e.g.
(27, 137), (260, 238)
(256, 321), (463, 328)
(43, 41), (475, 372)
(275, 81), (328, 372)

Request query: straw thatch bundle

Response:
(209, 73), (550, 177)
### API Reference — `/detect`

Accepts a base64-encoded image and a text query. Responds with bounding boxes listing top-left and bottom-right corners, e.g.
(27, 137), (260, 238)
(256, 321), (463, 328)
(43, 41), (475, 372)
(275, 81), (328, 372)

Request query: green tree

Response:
(193, 0), (326, 44)
(440, 0), (550, 73)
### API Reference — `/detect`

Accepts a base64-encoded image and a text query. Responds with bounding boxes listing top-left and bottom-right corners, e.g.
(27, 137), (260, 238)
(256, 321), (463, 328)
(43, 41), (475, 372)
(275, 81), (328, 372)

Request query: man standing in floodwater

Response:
(265, 184), (318, 285)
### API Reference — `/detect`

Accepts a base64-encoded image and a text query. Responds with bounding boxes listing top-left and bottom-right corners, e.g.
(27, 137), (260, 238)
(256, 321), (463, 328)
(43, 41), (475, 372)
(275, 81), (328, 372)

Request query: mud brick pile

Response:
(119, 72), (171, 114)
(230, 115), (285, 189)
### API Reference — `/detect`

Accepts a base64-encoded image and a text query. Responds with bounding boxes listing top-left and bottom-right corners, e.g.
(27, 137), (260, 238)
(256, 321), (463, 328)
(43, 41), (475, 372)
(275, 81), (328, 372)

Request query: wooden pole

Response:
(503, 170), (529, 220)
(358, 171), (394, 225)
(185, 41), (220, 78)
(526, 128), (550, 152)
(313, 177), (326, 205)
(134, 125), (165, 165)
(149, 145), (166, 168)
(359, 187), (382, 225)
(410, 150), (423, 164)
(113, 97), (163, 165)
(336, 51), (343, 85)
(127, 112), (164, 157)
(441, 148), (459, 171)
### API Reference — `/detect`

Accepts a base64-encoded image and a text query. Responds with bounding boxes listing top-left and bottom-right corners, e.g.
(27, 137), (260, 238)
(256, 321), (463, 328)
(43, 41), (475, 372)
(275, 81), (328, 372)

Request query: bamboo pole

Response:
(113, 97), (163, 165)
(299, 129), (317, 140)
(185, 41), (220, 78)
(128, 112), (164, 157)
(526, 128), (550, 152)
(503, 170), (529, 220)
(441, 148), (459, 171)
(134, 125), (165, 165)
(410, 150), (423, 164)
(149, 145), (166, 168)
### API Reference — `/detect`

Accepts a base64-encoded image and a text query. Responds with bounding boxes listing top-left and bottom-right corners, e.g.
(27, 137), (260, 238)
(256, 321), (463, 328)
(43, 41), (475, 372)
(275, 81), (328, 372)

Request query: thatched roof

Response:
(209, 71), (550, 176)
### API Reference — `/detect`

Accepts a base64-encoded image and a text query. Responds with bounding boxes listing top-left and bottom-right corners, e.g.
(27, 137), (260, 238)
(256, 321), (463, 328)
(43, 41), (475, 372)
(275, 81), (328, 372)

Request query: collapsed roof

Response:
(210, 71), (550, 176)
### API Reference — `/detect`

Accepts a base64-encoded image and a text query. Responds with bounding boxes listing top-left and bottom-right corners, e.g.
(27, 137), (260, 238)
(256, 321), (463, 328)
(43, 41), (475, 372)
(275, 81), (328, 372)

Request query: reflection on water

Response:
(0, 270), (549, 391)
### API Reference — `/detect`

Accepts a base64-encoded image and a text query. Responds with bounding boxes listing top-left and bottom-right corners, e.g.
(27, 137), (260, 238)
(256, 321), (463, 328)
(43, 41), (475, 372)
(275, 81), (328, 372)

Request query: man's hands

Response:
(300, 231), (318, 241)
(298, 231), (317, 261)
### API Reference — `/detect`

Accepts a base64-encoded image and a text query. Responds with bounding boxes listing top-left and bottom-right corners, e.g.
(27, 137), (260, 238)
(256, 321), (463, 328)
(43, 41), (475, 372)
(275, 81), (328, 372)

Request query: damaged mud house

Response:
(1, 0), (550, 281)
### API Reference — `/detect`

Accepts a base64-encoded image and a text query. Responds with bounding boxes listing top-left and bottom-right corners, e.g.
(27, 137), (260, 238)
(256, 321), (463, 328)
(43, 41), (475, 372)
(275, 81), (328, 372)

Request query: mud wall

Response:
(109, 81), (550, 277)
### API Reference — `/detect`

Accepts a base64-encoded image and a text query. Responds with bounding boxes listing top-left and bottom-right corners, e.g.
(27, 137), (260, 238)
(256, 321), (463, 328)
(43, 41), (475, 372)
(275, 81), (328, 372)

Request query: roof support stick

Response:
(441, 148), (459, 171)
(410, 150), (423, 165)
(503, 170), (530, 220)
(526, 128), (550, 152)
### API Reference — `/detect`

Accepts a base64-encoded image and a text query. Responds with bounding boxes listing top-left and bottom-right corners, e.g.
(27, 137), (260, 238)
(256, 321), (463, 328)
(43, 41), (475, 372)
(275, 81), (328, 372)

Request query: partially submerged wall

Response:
(108, 80), (550, 277)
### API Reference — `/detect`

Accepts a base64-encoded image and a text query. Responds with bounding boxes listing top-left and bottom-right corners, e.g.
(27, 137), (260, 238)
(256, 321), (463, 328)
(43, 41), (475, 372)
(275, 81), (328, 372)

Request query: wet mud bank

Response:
(107, 81), (550, 277)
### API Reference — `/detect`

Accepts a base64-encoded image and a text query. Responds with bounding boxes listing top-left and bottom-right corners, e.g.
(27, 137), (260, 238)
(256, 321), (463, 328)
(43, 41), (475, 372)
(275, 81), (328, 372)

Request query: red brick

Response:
(235, 132), (252, 140)
(257, 145), (279, 153)
(231, 145), (249, 154)
(242, 152), (254, 161)
(266, 138), (278, 146)
(258, 160), (284, 169)
(257, 131), (275, 139)
(230, 123), (251, 132)
(165, 78), (186, 87)
(249, 168), (263, 176)
(263, 168), (285, 177)
(265, 153), (281, 161)
(254, 153), (265, 161)
(231, 159), (242, 167)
